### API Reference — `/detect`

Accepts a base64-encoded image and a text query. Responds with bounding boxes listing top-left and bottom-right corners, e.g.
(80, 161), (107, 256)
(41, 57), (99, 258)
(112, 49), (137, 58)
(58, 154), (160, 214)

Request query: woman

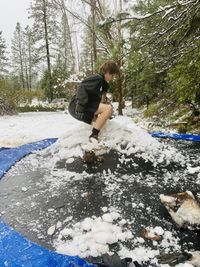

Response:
(68, 60), (120, 140)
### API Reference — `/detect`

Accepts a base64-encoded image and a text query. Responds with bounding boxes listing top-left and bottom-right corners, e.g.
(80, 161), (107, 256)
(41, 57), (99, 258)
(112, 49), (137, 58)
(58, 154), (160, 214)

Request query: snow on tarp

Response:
(0, 220), (95, 267)
(151, 132), (200, 142)
(0, 138), (58, 179)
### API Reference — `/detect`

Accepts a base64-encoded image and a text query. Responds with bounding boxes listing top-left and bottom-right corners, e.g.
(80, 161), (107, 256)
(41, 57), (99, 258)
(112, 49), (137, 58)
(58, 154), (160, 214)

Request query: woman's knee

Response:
(98, 103), (113, 114)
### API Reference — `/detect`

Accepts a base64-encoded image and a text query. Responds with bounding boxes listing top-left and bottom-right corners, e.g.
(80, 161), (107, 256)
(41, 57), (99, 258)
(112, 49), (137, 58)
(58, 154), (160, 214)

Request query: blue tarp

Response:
(0, 138), (58, 179)
(0, 134), (199, 266)
(0, 220), (95, 267)
(151, 132), (200, 142)
(0, 138), (95, 267)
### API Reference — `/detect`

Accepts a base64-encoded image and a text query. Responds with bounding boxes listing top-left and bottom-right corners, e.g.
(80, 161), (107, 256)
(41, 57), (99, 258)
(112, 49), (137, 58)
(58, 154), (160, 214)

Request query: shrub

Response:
(18, 105), (57, 112)
(0, 79), (17, 115)
(144, 104), (159, 117)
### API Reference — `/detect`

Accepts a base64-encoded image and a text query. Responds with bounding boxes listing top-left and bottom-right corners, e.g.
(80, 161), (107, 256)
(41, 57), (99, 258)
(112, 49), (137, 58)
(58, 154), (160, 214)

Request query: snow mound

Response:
(48, 116), (186, 166)
(54, 212), (133, 258)
(54, 212), (181, 264)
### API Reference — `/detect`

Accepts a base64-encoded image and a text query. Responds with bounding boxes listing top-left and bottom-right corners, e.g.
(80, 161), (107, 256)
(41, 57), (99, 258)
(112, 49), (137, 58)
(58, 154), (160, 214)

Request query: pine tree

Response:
(52, 0), (75, 72)
(11, 23), (26, 88)
(128, 0), (200, 71)
(0, 31), (8, 77)
(29, 0), (60, 100)
(23, 26), (40, 89)
(80, 26), (93, 75)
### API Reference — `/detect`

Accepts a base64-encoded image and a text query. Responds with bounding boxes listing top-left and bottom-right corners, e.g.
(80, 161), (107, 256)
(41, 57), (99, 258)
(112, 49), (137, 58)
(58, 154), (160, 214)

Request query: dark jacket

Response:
(68, 73), (109, 124)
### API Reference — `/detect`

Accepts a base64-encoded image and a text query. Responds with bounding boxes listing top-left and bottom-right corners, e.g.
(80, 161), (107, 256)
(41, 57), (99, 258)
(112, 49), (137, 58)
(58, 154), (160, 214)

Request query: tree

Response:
(23, 26), (40, 89)
(167, 47), (200, 107)
(80, 26), (94, 75)
(29, 0), (60, 100)
(90, 0), (97, 71)
(97, 0), (127, 114)
(118, 0), (200, 71)
(112, 0), (200, 108)
(77, 0), (127, 113)
(11, 23), (39, 90)
(52, 0), (76, 72)
(0, 31), (8, 77)
(11, 23), (26, 88)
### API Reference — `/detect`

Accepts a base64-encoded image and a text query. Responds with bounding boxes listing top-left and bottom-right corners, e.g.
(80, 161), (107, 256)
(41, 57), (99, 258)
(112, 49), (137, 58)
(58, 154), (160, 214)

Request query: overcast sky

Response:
(0, 0), (32, 48)
(0, 0), (133, 52)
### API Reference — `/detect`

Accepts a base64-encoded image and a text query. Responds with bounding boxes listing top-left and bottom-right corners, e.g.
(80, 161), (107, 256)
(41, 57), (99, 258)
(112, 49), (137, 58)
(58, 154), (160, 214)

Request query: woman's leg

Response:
(89, 103), (113, 140)
(93, 103), (113, 130)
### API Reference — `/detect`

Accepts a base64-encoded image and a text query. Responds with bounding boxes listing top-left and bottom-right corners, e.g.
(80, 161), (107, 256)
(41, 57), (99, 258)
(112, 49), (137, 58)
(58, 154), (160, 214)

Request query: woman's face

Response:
(104, 72), (115, 82)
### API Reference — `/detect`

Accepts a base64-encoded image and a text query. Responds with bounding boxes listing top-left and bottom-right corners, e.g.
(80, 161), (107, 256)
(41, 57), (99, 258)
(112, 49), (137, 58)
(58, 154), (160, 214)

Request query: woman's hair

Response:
(99, 60), (120, 75)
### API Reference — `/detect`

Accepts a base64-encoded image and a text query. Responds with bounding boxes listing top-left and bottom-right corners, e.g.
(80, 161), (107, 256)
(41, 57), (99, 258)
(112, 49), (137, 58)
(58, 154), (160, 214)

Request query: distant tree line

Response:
(0, 0), (199, 115)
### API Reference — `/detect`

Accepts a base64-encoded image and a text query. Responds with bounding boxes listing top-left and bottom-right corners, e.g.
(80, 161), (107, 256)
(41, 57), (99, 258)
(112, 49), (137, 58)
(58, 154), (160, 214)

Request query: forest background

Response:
(0, 0), (199, 132)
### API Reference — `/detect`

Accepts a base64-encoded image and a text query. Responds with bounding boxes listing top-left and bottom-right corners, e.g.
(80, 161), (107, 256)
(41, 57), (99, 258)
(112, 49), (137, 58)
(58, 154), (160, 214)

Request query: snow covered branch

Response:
(99, 0), (199, 26)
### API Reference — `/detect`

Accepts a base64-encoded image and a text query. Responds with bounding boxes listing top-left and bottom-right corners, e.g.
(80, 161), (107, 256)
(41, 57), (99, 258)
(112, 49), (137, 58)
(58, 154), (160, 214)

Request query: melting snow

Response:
(0, 107), (199, 266)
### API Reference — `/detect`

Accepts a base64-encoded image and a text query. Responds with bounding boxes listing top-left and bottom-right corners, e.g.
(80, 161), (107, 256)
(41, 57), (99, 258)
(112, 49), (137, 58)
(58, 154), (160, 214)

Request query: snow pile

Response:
(0, 109), (189, 168)
(54, 211), (133, 258)
(1, 111), (186, 173)
(46, 115), (186, 167)
(121, 226), (181, 261)
(54, 211), (182, 265)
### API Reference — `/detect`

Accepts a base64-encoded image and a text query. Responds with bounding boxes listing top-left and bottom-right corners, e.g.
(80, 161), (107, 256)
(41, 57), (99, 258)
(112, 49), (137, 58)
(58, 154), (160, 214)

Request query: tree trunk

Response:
(28, 36), (32, 89)
(61, 0), (75, 72)
(117, 60), (123, 115)
(91, 0), (97, 73)
(131, 93), (134, 108)
(18, 36), (25, 89)
(24, 57), (29, 89)
(74, 27), (80, 71)
(117, 0), (123, 115)
(146, 95), (149, 109)
(43, 0), (53, 101)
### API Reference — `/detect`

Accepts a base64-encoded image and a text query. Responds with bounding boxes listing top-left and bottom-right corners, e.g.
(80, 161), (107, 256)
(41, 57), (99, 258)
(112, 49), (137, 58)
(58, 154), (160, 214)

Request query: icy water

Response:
(0, 139), (200, 265)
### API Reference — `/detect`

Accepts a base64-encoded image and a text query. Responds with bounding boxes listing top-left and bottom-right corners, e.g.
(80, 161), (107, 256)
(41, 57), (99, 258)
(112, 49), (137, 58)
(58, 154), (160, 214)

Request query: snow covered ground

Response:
(0, 111), (77, 147)
(0, 106), (200, 267)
